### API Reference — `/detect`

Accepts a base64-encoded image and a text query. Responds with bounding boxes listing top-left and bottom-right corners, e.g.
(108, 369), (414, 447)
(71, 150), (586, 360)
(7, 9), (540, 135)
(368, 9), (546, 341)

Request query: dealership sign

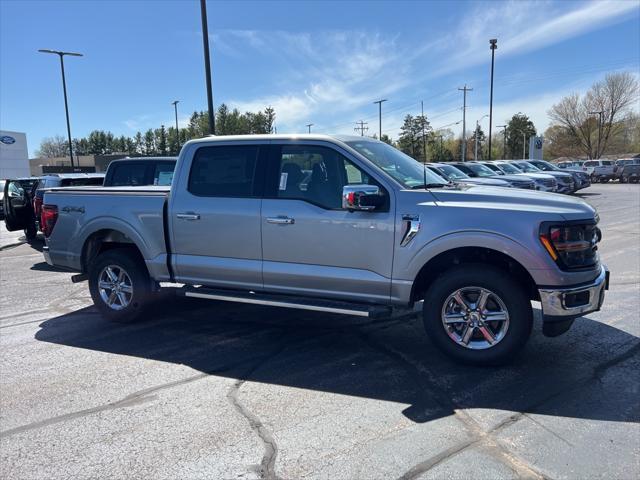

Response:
(0, 135), (16, 145)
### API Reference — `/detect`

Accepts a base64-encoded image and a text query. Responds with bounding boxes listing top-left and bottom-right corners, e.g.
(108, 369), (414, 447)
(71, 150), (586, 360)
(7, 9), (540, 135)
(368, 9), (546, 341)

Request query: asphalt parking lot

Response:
(1, 183), (639, 480)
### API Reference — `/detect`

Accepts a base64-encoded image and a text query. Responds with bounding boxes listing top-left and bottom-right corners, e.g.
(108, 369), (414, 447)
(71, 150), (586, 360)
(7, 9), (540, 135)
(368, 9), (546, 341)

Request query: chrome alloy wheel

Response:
(441, 286), (510, 350)
(98, 265), (133, 311)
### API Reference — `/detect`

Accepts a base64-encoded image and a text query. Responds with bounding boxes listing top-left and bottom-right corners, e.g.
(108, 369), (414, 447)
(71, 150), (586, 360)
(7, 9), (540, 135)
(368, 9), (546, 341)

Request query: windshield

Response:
(345, 140), (447, 188)
(437, 164), (468, 180)
(465, 163), (497, 178)
(530, 160), (556, 171)
(513, 162), (541, 173)
(496, 162), (522, 174)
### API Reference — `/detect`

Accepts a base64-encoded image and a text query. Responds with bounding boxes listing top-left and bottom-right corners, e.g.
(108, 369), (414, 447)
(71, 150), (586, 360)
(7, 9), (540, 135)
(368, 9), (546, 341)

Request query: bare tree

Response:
(35, 135), (69, 158)
(548, 72), (639, 159)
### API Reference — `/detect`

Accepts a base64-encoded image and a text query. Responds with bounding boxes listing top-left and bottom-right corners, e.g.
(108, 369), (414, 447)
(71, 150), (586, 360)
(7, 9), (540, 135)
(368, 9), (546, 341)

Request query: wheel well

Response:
(81, 229), (144, 273)
(410, 247), (539, 303)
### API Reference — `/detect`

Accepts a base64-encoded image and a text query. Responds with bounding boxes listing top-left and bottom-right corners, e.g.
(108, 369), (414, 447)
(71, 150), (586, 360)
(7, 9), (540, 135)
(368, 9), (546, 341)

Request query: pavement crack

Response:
(227, 342), (289, 480)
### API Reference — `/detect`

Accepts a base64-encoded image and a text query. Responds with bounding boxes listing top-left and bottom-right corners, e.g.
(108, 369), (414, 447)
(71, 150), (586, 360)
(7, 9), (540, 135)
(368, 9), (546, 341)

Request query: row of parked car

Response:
(557, 158), (640, 183)
(427, 159), (590, 194)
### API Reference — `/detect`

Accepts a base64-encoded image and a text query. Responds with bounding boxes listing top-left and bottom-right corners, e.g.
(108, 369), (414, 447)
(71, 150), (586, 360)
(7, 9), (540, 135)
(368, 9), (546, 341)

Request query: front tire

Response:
(88, 248), (153, 323)
(422, 265), (533, 365)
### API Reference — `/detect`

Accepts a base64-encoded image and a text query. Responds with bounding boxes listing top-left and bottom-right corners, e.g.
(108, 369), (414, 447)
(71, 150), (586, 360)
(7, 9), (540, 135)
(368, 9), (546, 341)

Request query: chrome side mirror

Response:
(342, 184), (383, 211)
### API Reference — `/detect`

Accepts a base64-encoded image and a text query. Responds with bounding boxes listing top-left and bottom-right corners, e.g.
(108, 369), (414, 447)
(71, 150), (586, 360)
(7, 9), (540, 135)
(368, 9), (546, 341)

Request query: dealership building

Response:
(0, 130), (30, 178)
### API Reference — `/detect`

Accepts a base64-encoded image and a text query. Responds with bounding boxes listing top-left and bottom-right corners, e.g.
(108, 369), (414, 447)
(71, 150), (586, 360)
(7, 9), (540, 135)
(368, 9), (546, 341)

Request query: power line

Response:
(354, 120), (369, 136)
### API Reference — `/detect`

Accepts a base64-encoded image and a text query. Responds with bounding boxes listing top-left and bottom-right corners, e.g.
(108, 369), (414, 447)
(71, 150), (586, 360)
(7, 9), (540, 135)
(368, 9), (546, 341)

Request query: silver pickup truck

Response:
(20, 134), (610, 364)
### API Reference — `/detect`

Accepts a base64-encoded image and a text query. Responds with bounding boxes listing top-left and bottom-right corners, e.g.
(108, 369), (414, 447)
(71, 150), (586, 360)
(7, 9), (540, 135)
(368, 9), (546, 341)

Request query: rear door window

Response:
(188, 145), (259, 197)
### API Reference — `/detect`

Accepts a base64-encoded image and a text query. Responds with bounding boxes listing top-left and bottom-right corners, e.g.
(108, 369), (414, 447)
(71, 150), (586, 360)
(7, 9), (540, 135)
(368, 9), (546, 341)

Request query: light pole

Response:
(373, 99), (387, 140)
(306, 123), (314, 133)
(488, 39), (497, 159)
(200, 0), (215, 135)
(589, 110), (604, 158)
(496, 125), (507, 159)
(421, 100), (428, 163)
(38, 49), (82, 169)
(518, 130), (527, 159)
(474, 114), (488, 161)
(172, 100), (180, 149)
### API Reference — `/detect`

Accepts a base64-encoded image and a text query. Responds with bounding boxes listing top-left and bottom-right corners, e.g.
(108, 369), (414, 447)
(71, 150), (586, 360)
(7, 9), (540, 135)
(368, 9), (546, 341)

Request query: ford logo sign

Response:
(0, 135), (16, 145)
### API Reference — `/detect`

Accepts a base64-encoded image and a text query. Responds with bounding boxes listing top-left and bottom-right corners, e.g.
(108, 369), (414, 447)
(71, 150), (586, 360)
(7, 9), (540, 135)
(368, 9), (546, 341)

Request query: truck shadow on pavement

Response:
(35, 293), (639, 425)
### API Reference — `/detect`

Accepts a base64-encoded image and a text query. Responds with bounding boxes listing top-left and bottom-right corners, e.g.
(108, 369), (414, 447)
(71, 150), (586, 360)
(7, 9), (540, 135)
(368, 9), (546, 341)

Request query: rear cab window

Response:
(109, 163), (147, 186)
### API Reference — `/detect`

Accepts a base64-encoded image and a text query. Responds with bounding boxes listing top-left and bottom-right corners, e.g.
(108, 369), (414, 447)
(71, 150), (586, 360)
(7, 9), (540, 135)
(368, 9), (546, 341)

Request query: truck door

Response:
(169, 143), (266, 290)
(261, 142), (395, 303)
(3, 180), (35, 232)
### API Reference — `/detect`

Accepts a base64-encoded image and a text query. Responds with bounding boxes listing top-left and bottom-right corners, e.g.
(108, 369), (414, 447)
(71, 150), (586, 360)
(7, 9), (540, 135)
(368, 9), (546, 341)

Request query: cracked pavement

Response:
(1, 183), (639, 479)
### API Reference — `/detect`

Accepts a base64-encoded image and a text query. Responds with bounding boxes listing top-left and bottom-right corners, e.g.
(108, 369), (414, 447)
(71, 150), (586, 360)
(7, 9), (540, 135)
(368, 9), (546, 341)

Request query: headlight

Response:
(540, 221), (601, 270)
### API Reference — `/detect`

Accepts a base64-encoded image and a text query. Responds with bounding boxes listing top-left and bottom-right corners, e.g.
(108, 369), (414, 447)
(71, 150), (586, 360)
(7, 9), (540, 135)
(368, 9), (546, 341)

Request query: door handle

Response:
(176, 213), (201, 221)
(266, 216), (295, 225)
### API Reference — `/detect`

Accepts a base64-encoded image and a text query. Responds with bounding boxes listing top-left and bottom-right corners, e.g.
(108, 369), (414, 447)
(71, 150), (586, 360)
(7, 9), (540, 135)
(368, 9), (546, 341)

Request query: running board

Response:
(180, 286), (394, 318)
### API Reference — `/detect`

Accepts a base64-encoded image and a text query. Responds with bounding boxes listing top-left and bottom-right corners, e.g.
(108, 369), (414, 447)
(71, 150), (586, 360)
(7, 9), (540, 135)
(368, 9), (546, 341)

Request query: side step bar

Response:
(180, 286), (394, 319)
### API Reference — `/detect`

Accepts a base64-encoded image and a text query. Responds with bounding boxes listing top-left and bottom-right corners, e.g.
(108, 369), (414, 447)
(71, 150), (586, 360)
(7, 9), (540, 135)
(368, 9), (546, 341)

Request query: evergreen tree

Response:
(506, 113), (536, 159)
(144, 129), (155, 155)
(156, 125), (168, 155)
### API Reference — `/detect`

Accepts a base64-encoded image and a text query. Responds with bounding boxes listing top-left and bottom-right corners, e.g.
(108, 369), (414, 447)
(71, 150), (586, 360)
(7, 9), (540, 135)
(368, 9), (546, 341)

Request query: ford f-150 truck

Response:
(13, 134), (608, 365)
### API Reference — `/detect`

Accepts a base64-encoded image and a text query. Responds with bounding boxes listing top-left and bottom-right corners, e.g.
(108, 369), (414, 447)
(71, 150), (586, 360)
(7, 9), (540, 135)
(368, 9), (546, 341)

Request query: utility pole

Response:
(488, 39), (497, 159)
(38, 49), (82, 169)
(497, 125), (507, 159)
(373, 99), (387, 139)
(200, 0), (215, 134)
(421, 100), (428, 163)
(521, 131), (527, 159)
(306, 123), (314, 133)
(458, 85), (472, 161)
(171, 100), (180, 148)
(354, 120), (369, 136)
(589, 110), (604, 158)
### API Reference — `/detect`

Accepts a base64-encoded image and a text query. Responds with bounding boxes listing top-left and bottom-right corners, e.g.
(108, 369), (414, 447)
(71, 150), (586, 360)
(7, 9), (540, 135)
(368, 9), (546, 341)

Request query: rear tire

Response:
(88, 247), (153, 323)
(422, 264), (533, 366)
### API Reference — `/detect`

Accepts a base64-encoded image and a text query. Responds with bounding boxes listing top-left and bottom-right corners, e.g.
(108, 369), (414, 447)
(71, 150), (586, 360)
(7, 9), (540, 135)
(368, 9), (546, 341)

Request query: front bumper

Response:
(538, 264), (609, 336)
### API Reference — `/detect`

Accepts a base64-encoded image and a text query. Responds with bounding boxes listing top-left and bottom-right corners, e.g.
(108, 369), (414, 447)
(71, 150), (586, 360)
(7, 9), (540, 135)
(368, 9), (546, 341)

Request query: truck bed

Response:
(43, 186), (171, 279)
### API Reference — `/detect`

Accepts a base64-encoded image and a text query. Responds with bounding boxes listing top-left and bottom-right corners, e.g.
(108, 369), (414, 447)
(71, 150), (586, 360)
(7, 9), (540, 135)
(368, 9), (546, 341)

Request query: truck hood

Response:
(457, 177), (510, 186)
(424, 185), (596, 221)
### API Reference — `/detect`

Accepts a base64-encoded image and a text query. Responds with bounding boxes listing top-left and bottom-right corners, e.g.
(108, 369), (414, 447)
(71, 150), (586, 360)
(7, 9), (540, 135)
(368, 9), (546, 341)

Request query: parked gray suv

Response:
(27, 135), (609, 365)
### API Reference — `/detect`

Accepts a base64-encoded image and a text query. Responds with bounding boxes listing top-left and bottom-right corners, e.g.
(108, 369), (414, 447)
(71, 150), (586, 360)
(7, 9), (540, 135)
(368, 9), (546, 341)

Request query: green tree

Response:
(264, 106), (276, 134)
(134, 132), (144, 154)
(144, 129), (155, 155)
(506, 113), (536, 159)
(156, 125), (168, 155)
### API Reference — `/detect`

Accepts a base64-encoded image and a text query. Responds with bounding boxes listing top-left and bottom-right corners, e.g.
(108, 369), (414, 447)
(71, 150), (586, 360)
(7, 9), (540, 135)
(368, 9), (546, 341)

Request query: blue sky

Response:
(1, 0), (639, 156)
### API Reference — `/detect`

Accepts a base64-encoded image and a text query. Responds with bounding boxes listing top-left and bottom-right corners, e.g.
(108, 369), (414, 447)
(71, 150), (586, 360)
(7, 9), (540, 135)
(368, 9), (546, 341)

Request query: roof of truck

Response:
(185, 134), (372, 145)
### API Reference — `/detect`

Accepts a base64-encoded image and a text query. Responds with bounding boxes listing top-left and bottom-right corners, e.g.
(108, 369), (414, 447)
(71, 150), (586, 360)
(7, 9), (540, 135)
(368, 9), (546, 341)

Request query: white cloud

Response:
(430, 0), (639, 77)
(218, 29), (411, 132)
